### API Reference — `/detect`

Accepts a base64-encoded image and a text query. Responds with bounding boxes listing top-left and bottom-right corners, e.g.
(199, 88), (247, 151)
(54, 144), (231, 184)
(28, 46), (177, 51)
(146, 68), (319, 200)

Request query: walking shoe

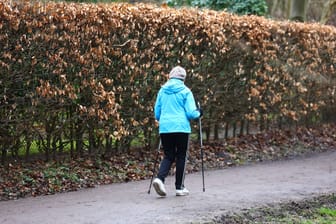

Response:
(176, 187), (189, 196)
(153, 178), (166, 197)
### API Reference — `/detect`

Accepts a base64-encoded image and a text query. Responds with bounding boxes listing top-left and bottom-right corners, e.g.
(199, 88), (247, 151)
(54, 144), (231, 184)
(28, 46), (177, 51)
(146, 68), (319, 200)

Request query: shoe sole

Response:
(153, 182), (166, 197)
(176, 192), (189, 196)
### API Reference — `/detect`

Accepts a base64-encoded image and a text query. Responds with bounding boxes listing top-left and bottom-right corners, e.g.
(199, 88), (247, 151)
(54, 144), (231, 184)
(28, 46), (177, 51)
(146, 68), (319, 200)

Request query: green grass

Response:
(318, 207), (336, 217)
(13, 132), (159, 158)
(16, 140), (72, 157)
(214, 194), (336, 224)
(265, 207), (336, 224)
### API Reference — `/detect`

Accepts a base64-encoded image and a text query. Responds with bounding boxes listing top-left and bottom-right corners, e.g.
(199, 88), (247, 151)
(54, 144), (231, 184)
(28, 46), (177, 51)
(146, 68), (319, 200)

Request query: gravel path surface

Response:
(1, 150), (335, 224)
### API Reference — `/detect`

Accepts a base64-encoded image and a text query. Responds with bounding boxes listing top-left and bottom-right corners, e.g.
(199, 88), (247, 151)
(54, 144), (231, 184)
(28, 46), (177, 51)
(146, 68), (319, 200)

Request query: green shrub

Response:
(168, 0), (268, 16)
(228, 0), (268, 16)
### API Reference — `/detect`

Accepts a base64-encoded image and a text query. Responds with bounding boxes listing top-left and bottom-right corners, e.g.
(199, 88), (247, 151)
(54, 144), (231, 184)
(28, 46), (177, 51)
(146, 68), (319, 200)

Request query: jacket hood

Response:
(162, 78), (185, 94)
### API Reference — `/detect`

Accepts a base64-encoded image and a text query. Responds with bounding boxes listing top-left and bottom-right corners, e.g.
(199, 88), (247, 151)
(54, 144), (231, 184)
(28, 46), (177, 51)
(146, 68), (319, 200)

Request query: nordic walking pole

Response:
(148, 140), (161, 194)
(198, 102), (205, 192)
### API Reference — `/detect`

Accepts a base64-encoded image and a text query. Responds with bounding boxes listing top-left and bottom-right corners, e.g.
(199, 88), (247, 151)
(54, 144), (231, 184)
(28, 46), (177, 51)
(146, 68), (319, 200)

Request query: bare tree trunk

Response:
(105, 134), (115, 158)
(246, 120), (250, 135)
(25, 137), (31, 162)
(320, 0), (336, 24)
(214, 123), (219, 140)
(232, 122), (237, 138)
(271, 0), (279, 15)
(289, 0), (310, 22)
(76, 121), (84, 158)
(224, 122), (229, 139)
(239, 120), (245, 136)
(266, 0), (289, 18)
(88, 121), (95, 157)
(1, 147), (7, 165)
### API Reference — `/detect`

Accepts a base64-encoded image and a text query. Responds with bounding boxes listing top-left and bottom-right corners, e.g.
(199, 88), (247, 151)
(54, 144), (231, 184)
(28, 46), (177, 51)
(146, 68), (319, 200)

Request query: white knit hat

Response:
(169, 66), (187, 80)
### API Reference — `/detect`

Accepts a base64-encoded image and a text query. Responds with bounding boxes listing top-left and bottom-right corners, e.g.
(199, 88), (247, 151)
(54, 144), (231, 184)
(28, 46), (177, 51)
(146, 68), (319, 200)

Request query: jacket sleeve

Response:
(184, 91), (201, 120)
(154, 91), (161, 121)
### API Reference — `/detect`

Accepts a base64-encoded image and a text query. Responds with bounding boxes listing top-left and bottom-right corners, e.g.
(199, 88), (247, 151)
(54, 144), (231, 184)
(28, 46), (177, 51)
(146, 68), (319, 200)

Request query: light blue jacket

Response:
(154, 78), (200, 134)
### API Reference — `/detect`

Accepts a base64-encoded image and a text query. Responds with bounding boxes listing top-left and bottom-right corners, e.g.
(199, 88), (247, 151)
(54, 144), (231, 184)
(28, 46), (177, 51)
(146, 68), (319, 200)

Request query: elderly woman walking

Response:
(153, 66), (202, 197)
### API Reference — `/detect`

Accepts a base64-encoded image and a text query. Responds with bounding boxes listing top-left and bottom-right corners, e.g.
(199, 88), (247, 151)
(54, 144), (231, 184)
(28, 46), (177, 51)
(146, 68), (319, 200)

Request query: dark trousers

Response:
(157, 133), (189, 190)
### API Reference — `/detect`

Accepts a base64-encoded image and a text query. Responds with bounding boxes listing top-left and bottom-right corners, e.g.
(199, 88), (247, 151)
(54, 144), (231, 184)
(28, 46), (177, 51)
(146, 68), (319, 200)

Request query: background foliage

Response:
(0, 0), (335, 163)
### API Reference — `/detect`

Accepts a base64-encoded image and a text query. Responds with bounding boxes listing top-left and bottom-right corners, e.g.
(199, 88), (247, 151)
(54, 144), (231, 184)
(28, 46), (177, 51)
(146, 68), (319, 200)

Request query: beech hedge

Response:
(0, 0), (335, 161)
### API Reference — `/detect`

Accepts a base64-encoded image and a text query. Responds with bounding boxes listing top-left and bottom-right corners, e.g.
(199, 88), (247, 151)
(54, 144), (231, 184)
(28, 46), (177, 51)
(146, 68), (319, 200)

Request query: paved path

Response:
(1, 151), (336, 224)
